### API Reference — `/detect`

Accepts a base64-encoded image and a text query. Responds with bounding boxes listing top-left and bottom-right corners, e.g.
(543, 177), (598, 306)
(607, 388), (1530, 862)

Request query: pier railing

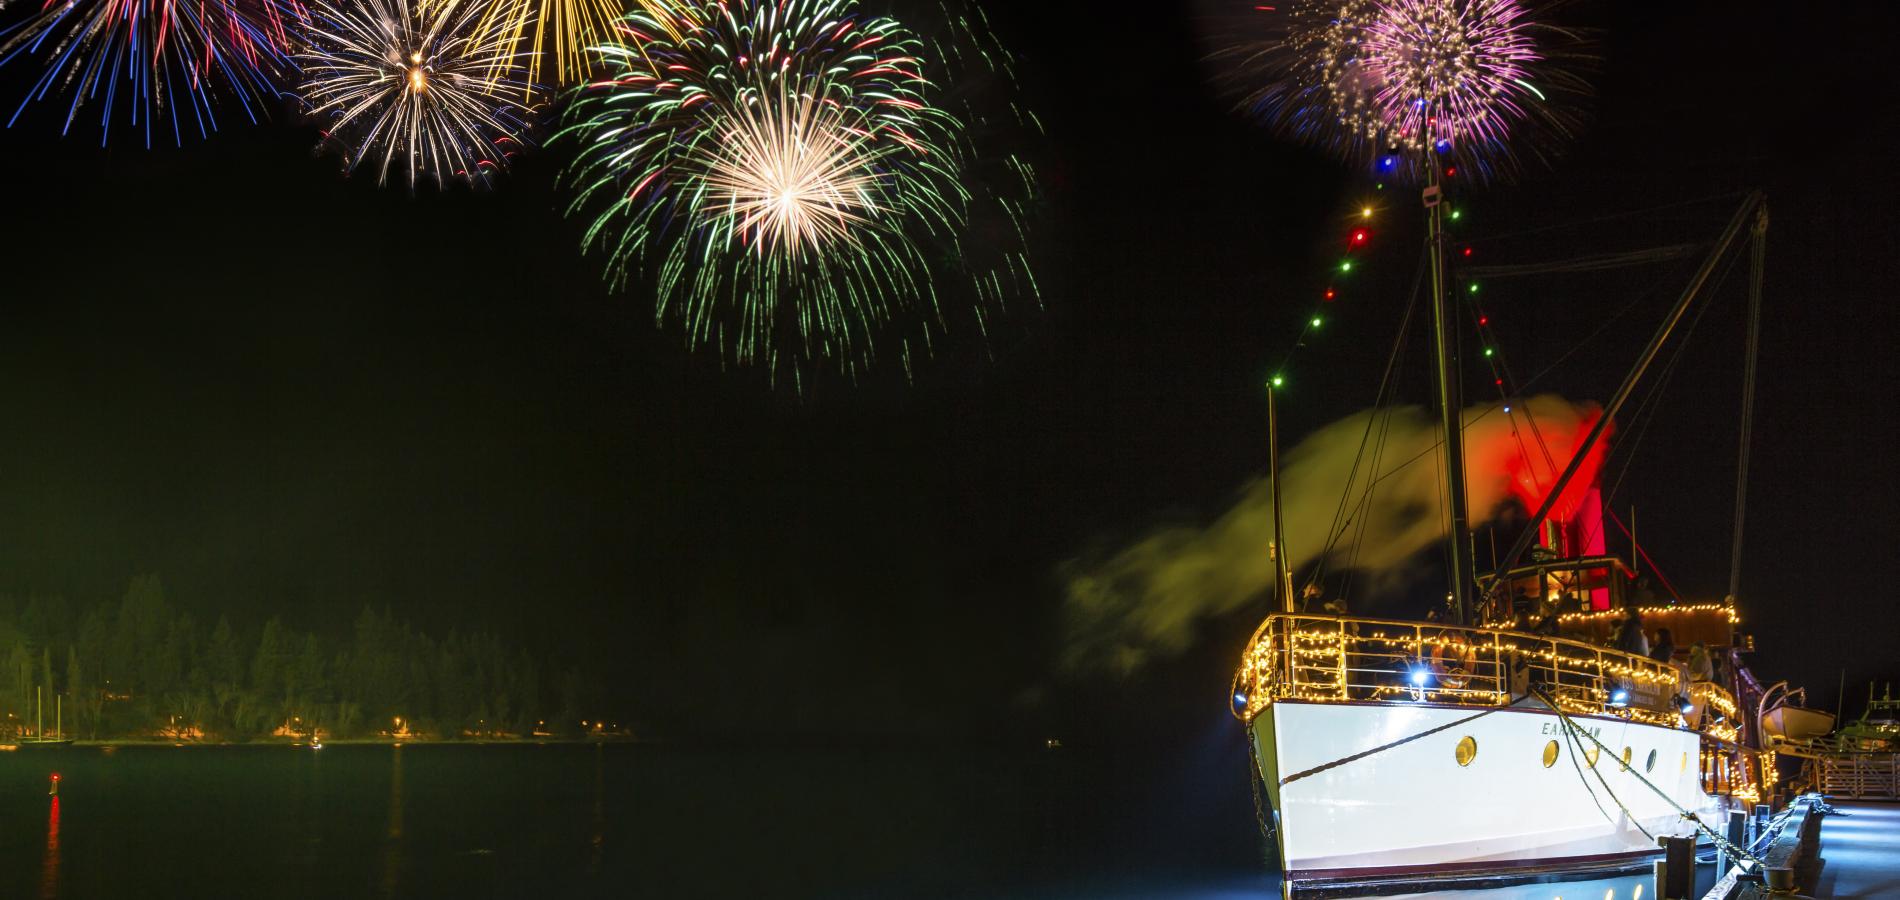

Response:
(1232, 613), (1684, 725)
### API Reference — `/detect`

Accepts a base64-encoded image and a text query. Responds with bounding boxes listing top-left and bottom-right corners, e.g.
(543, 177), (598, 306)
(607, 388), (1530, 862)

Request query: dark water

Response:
(0, 744), (1701, 899)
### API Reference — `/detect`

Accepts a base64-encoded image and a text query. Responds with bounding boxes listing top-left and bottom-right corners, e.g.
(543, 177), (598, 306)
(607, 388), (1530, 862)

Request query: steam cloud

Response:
(1061, 394), (1603, 675)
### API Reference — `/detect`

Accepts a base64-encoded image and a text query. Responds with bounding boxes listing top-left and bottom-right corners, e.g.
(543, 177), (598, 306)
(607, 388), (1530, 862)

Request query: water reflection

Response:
(381, 746), (404, 899)
(39, 796), (60, 900)
(1045, 871), (1660, 900)
(1384, 872), (1649, 900)
(589, 743), (605, 874)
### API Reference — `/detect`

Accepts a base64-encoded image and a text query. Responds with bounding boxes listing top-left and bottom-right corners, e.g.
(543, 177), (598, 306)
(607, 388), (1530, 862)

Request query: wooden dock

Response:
(1703, 796), (1899, 900)
(1810, 801), (1900, 898)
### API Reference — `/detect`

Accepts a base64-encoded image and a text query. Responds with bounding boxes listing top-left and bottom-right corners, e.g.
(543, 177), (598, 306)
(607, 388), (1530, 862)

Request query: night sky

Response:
(1, 2), (1896, 740)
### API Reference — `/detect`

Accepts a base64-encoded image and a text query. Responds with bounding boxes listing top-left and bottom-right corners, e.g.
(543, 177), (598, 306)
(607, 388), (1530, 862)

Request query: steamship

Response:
(1231, 193), (1779, 895)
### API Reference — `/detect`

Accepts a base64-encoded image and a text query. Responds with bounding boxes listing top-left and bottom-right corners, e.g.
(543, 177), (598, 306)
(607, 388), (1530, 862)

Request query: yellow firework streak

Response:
(464, 0), (696, 89)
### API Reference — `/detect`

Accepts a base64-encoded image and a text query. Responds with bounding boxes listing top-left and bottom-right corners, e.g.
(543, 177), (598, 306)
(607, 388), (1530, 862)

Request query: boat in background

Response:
(18, 687), (75, 749)
(1834, 685), (1899, 752)
(1759, 683), (1835, 745)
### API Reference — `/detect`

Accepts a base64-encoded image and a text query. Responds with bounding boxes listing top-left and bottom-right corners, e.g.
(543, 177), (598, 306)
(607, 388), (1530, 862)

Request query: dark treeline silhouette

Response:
(0, 575), (606, 741)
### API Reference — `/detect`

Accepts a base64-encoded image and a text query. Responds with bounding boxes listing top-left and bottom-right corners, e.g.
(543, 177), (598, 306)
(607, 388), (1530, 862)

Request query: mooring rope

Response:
(1278, 700), (1513, 787)
(1246, 727), (1276, 843)
(1531, 687), (1766, 872)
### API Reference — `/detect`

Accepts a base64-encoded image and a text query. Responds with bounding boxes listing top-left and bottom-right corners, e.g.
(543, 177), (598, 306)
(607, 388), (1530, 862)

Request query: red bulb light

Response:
(1323, 288), (1336, 301)
(1479, 316), (1489, 326)
(1351, 230), (1368, 243)
(1462, 247), (1473, 257)
(1446, 167), (1457, 177)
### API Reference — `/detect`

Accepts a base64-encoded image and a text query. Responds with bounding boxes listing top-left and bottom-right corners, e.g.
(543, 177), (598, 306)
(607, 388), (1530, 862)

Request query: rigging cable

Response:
(1460, 191), (1746, 247)
(1606, 509), (1686, 604)
(1312, 246), (1427, 598)
(1728, 212), (1768, 601)
(1575, 247), (1745, 556)
(1460, 243), (1705, 279)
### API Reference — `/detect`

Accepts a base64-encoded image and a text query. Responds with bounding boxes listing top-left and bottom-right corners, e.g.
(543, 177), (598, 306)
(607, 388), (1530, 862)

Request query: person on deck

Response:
(1650, 627), (1676, 663)
(1615, 609), (1649, 657)
(1688, 642), (1714, 682)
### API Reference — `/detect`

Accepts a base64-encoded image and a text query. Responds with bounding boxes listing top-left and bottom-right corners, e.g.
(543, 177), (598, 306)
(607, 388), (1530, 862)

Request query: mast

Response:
(1268, 381), (1295, 612)
(1424, 170), (1473, 625)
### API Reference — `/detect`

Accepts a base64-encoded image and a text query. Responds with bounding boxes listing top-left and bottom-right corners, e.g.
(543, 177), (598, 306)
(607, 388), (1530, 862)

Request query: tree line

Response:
(0, 575), (604, 741)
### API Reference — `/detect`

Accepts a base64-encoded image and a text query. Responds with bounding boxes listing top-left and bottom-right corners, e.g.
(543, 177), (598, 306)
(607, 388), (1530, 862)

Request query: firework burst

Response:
(0, 0), (295, 146)
(1222, 0), (1586, 181)
(560, 0), (1038, 380)
(297, 0), (537, 190)
(473, 0), (696, 92)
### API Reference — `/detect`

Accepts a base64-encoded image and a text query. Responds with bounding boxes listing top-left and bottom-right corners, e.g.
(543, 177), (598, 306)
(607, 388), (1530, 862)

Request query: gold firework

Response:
(473, 0), (698, 90)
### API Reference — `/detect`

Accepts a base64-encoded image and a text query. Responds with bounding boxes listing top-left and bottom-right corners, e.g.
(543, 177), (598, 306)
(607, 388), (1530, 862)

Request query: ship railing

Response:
(1232, 613), (1683, 725)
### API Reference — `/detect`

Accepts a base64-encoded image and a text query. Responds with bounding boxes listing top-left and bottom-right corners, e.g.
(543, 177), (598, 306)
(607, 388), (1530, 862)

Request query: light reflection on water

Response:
(382, 744), (404, 899)
(1385, 872), (1650, 900)
(1, 743), (1716, 900)
(39, 795), (59, 900)
(1038, 872), (1660, 900)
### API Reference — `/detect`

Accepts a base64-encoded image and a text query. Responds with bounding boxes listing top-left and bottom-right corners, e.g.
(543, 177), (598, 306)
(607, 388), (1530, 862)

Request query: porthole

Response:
(1455, 735), (1478, 767)
(1585, 745), (1601, 767)
(1542, 740), (1560, 768)
(1620, 747), (1633, 771)
(1646, 749), (1659, 773)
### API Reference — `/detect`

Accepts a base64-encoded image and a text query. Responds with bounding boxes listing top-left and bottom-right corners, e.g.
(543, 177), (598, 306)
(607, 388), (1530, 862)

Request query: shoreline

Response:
(3, 737), (637, 749)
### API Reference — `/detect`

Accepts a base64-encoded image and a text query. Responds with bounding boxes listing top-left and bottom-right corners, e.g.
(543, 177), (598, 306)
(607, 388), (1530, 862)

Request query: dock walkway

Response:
(1813, 801), (1900, 898)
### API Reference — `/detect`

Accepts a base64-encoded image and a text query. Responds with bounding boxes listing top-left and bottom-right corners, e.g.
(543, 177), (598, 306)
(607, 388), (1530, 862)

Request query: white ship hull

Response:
(1252, 700), (1712, 890)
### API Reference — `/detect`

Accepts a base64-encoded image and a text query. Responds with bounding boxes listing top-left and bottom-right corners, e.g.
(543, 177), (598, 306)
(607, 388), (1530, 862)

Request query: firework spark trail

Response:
(1221, 0), (1584, 181)
(470, 0), (693, 92)
(0, 0), (293, 146)
(560, 0), (1035, 381)
(297, 0), (537, 190)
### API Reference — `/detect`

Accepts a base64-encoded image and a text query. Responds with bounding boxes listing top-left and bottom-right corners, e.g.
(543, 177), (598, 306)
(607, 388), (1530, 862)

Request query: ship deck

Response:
(1812, 801), (1900, 898)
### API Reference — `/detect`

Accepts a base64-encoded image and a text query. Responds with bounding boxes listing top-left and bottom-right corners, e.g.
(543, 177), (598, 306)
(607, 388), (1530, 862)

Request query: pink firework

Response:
(1220, 0), (1587, 182)
(1359, 0), (1542, 155)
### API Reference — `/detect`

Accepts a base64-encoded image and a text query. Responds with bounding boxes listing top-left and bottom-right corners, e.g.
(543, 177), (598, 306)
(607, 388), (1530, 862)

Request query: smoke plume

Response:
(1060, 394), (1607, 675)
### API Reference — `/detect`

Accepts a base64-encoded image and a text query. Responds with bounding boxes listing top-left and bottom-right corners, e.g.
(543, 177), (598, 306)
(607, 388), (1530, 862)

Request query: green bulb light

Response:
(1451, 209), (1462, 220)
(1310, 317), (1322, 328)
(1469, 283), (1479, 293)
(1483, 347), (1495, 357)
(1271, 375), (1284, 388)
(1340, 261), (1353, 273)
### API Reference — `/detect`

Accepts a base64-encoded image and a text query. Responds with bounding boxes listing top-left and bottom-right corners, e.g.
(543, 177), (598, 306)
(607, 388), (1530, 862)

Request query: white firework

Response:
(700, 90), (888, 258)
(298, 0), (539, 190)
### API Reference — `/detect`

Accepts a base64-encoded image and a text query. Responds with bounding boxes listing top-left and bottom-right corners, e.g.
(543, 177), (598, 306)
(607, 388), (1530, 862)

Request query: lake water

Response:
(0, 743), (1703, 898)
